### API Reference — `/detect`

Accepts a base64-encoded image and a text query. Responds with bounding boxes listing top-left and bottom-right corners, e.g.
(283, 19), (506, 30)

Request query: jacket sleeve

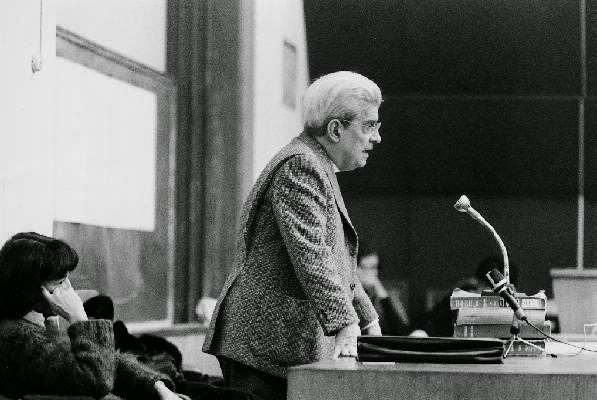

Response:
(270, 155), (359, 335)
(0, 319), (116, 398)
(112, 353), (174, 400)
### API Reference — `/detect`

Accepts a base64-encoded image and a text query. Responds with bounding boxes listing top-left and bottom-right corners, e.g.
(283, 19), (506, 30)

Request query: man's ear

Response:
(326, 119), (342, 143)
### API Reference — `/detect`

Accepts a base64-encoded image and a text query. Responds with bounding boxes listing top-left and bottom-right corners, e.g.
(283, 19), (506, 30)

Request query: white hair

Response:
(302, 71), (382, 136)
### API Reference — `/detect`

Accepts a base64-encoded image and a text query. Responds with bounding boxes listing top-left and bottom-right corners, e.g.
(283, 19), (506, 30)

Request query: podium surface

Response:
(288, 353), (597, 400)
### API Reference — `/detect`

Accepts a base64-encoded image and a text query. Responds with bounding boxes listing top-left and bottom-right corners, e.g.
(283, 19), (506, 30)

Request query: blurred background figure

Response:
(195, 297), (217, 328)
(417, 255), (519, 337)
(356, 242), (411, 335)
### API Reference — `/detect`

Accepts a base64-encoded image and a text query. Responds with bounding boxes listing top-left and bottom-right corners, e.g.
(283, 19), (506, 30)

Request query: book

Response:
(450, 288), (546, 310)
(504, 339), (546, 356)
(453, 322), (551, 339)
(454, 307), (546, 325)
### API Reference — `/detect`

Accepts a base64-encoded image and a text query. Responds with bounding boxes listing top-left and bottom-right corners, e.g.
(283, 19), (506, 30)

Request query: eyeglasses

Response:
(341, 119), (381, 134)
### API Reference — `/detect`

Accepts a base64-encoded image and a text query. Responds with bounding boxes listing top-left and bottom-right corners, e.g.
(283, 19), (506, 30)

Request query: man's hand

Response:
(364, 320), (382, 336)
(333, 323), (360, 358)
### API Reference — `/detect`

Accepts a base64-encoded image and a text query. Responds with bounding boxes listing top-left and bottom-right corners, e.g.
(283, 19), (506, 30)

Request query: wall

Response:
(252, 0), (309, 180)
(56, 0), (166, 72)
(0, 1), (167, 243)
(0, 0), (57, 244)
(54, 57), (158, 231)
(345, 195), (577, 317)
(54, 2), (175, 325)
(305, 0), (590, 319)
(55, 0), (167, 233)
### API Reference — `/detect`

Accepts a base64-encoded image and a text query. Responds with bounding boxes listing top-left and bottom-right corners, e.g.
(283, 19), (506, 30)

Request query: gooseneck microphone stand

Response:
(455, 195), (597, 357)
(455, 195), (549, 357)
(454, 195), (510, 285)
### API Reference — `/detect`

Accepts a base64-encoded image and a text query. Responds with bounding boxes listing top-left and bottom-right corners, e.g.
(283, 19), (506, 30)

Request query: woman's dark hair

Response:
(0, 232), (78, 318)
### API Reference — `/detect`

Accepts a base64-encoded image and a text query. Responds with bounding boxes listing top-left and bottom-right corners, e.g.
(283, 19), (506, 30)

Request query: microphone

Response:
(454, 195), (510, 284)
(485, 268), (527, 321)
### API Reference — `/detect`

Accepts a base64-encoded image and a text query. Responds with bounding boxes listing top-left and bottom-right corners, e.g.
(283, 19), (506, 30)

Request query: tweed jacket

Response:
(203, 132), (379, 378)
(0, 318), (172, 400)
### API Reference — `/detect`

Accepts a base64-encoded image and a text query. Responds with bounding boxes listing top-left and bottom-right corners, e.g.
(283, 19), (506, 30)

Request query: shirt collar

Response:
(331, 161), (340, 173)
(22, 310), (45, 327)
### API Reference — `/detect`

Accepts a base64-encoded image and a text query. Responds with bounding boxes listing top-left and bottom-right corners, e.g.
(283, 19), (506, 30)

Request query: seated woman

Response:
(0, 232), (184, 400)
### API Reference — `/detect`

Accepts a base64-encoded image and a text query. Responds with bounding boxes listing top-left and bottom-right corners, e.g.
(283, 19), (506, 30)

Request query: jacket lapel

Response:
(298, 133), (356, 233)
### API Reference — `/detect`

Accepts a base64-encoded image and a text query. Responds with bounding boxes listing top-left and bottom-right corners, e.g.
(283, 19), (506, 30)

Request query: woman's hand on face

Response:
(154, 381), (190, 400)
(41, 278), (88, 323)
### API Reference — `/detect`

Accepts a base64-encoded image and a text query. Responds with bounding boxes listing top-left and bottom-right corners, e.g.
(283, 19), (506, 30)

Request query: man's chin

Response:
(343, 160), (367, 171)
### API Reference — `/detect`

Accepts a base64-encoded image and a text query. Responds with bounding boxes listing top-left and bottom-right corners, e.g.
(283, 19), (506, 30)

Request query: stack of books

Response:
(450, 288), (549, 356)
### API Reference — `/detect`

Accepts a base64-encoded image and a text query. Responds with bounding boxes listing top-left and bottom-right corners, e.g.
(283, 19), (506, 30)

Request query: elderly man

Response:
(203, 71), (383, 400)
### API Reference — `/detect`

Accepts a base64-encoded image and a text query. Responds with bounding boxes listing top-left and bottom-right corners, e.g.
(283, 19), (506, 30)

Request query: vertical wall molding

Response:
(579, 0), (587, 270)
(203, 0), (254, 297)
(167, 0), (208, 321)
(168, 0), (254, 320)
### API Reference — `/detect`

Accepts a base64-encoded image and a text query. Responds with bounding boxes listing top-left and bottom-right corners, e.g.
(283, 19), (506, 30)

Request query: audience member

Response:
(83, 295), (185, 385)
(356, 243), (411, 335)
(83, 295), (259, 400)
(0, 232), (183, 400)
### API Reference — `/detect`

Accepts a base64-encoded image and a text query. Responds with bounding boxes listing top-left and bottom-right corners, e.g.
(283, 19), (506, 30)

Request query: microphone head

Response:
(454, 195), (471, 213)
(485, 268), (508, 292)
(486, 268), (525, 319)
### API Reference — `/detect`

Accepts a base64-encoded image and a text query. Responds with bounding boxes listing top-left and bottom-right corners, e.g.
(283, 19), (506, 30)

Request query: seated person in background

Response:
(83, 295), (186, 386)
(84, 294), (257, 400)
(356, 243), (411, 335)
(0, 232), (183, 400)
(419, 255), (519, 337)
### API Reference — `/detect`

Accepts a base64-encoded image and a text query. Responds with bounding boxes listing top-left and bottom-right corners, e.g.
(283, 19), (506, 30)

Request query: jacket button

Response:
(319, 310), (327, 321)
(350, 248), (356, 256)
(350, 283), (356, 290)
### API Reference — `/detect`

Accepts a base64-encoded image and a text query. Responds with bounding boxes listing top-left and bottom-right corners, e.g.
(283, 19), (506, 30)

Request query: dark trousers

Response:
(217, 356), (287, 400)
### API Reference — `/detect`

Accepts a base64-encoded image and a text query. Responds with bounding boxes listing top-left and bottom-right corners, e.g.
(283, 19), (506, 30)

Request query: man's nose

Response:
(371, 130), (381, 144)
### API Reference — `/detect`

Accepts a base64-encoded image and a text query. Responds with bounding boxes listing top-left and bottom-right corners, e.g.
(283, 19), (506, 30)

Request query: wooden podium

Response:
(288, 353), (597, 400)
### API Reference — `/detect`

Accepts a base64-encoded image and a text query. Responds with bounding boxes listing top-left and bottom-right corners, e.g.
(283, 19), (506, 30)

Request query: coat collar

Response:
(296, 131), (336, 175)
(296, 132), (353, 230)
(22, 310), (45, 327)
